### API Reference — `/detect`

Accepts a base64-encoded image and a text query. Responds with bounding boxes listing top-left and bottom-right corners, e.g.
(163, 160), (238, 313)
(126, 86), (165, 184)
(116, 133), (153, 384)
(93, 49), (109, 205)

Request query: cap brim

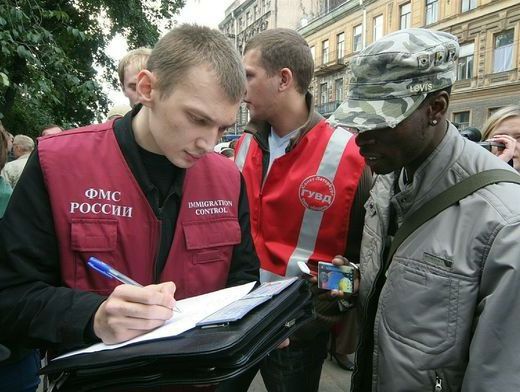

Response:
(329, 93), (427, 132)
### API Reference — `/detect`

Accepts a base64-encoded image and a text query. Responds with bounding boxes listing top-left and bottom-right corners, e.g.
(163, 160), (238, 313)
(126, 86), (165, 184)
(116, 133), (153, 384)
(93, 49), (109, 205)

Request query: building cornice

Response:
(298, 1), (361, 37)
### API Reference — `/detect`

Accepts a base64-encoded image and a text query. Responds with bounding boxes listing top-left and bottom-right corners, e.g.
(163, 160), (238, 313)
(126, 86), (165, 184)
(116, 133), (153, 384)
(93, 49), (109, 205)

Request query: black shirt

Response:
(0, 108), (259, 351)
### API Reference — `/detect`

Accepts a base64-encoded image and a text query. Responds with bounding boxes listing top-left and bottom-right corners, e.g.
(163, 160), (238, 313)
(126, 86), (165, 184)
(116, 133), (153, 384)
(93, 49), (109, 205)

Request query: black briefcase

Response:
(41, 279), (314, 391)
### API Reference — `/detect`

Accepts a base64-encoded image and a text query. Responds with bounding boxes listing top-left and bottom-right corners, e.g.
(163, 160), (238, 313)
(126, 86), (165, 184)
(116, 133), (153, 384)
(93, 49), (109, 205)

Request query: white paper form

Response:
(55, 281), (256, 360)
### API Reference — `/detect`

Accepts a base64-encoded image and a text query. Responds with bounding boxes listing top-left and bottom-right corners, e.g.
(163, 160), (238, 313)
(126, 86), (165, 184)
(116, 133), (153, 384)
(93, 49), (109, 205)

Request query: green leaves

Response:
(0, 73), (9, 88)
(0, 0), (186, 137)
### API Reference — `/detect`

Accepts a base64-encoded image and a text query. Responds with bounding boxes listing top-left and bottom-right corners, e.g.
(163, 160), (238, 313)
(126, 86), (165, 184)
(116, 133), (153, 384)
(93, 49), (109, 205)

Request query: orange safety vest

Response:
(235, 120), (364, 280)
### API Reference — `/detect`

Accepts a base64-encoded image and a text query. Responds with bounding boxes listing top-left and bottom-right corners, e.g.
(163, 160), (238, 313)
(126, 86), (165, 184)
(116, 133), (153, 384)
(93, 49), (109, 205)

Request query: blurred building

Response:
(298, 0), (520, 130)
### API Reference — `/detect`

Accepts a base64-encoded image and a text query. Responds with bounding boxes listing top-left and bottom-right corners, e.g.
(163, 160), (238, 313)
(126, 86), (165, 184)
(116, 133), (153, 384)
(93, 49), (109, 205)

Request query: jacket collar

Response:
(375, 122), (463, 219)
(244, 92), (324, 152)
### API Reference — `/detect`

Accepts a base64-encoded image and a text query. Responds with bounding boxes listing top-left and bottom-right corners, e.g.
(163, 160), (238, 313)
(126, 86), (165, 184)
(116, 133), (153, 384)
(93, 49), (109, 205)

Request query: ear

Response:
(428, 90), (450, 124)
(278, 68), (294, 92)
(136, 70), (156, 107)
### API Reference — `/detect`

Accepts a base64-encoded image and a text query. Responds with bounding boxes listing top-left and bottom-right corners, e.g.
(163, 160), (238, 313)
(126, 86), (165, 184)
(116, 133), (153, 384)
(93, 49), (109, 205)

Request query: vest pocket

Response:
(70, 218), (119, 294)
(71, 218), (118, 252)
(183, 218), (241, 264)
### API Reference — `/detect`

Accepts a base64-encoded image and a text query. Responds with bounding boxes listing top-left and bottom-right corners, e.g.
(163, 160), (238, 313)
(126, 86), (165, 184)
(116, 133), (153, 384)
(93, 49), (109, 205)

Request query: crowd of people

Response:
(0, 22), (519, 392)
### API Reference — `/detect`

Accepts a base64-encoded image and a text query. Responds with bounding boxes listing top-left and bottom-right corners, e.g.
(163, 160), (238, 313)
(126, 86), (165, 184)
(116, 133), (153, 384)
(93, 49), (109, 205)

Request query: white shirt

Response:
(267, 128), (299, 175)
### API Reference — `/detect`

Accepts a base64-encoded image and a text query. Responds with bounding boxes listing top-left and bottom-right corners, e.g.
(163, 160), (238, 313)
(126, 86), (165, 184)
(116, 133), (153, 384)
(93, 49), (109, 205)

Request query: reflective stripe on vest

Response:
(279, 127), (353, 279)
(235, 133), (253, 171)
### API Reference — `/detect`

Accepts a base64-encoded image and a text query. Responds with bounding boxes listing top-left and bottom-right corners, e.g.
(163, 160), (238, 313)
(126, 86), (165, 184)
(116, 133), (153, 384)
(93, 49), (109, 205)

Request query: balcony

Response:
(316, 100), (342, 117)
(314, 56), (347, 76)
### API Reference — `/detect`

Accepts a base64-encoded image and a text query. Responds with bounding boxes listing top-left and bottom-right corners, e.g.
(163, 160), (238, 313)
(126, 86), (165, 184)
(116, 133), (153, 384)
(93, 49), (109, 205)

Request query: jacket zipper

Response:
(434, 373), (443, 392)
(152, 198), (164, 283)
(352, 197), (389, 386)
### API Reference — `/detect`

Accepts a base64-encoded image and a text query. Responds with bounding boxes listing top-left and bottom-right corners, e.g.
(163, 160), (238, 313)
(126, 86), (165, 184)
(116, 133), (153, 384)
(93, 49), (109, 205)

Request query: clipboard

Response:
(41, 279), (313, 391)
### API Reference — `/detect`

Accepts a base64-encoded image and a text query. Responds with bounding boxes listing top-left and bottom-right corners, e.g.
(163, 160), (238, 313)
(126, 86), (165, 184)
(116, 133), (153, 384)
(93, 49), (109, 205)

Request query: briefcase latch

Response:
(284, 318), (296, 328)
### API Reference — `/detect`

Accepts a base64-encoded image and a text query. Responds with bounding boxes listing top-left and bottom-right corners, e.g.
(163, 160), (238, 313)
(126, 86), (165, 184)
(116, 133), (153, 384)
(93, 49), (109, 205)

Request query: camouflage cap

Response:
(330, 28), (459, 132)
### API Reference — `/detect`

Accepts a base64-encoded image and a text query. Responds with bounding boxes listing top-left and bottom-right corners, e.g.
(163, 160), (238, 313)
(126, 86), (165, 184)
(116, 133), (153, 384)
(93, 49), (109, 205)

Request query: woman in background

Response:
(0, 123), (12, 216)
(481, 105), (520, 171)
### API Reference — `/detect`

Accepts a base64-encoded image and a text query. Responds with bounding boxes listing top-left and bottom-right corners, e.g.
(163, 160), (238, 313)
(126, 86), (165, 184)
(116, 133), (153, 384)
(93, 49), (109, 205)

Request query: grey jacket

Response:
(353, 123), (520, 392)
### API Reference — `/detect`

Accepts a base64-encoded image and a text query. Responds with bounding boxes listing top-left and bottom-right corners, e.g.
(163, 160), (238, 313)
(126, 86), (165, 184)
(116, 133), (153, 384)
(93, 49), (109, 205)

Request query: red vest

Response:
(236, 120), (364, 277)
(38, 122), (241, 299)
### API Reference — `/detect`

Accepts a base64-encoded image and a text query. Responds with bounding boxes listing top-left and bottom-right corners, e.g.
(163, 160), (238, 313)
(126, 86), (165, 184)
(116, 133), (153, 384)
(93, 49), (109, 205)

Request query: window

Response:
(336, 32), (345, 59)
(353, 24), (363, 52)
(425, 0), (438, 25)
(254, 5), (258, 18)
(400, 2), (411, 30)
(320, 82), (328, 105)
(457, 43), (474, 80)
(310, 46), (315, 62)
(246, 12), (251, 24)
(461, 0), (477, 12)
(373, 15), (383, 42)
(453, 111), (470, 129)
(488, 107), (502, 117)
(335, 78), (344, 102)
(493, 30), (514, 73)
(322, 39), (329, 64)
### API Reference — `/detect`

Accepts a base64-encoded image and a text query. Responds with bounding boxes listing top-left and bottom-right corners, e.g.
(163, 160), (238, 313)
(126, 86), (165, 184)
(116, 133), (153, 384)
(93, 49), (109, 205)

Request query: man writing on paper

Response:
(0, 24), (258, 372)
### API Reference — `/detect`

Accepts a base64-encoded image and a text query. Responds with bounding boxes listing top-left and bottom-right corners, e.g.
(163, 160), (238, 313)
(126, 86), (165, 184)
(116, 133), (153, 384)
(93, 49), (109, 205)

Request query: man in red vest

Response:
(221, 28), (371, 392)
(0, 25), (258, 390)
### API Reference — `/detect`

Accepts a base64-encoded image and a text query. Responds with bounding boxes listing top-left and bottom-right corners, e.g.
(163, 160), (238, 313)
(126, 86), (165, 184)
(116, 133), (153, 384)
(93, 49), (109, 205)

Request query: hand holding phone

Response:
(317, 261), (355, 293)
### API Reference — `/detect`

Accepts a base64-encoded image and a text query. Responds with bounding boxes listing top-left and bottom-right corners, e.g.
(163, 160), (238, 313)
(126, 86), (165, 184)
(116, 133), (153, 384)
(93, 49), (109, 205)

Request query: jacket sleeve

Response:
(0, 149), (105, 350)
(462, 219), (520, 391)
(226, 175), (260, 287)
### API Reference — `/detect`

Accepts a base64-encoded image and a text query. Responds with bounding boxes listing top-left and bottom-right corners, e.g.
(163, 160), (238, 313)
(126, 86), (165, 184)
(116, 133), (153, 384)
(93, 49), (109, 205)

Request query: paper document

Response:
(55, 281), (256, 360)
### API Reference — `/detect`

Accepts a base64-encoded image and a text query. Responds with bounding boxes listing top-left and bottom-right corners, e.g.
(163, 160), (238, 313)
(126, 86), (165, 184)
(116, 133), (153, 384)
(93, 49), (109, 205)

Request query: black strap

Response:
(385, 169), (520, 266)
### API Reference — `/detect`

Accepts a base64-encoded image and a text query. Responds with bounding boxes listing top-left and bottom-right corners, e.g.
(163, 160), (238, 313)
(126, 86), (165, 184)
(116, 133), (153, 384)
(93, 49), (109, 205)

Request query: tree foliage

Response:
(0, 0), (185, 137)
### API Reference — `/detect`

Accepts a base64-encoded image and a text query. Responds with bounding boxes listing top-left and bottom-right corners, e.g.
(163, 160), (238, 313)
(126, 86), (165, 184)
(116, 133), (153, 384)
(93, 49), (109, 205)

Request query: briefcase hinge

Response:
(284, 318), (296, 328)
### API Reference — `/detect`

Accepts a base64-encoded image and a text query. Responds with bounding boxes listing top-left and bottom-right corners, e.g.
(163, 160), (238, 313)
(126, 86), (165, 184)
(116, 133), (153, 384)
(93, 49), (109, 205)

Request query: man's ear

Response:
(136, 70), (156, 107)
(429, 90), (450, 123)
(279, 68), (294, 92)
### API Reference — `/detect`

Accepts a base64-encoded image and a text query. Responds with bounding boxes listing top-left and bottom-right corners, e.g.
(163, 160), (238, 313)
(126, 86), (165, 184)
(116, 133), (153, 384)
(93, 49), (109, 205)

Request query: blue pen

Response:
(87, 257), (181, 313)
(87, 257), (143, 287)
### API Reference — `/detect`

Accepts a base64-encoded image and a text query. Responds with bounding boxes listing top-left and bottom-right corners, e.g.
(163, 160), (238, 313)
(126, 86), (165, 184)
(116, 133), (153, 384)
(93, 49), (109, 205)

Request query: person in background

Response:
(2, 134), (35, 188)
(0, 125), (40, 392)
(5, 131), (15, 162)
(118, 47), (152, 107)
(225, 28), (370, 392)
(330, 28), (520, 392)
(0, 24), (258, 391)
(0, 124), (12, 216)
(41, 124), (63, 137)
(106, 103), (132, 121)
(481, 105), (520, 171)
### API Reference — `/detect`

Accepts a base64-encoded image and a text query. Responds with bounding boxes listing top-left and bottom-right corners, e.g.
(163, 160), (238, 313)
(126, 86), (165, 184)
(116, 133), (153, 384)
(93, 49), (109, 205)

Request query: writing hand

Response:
(93, 281), (176, 344)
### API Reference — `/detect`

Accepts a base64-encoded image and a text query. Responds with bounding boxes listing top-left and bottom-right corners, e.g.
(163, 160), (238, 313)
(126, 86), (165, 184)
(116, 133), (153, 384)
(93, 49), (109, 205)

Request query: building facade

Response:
(299, 0), (520, 130)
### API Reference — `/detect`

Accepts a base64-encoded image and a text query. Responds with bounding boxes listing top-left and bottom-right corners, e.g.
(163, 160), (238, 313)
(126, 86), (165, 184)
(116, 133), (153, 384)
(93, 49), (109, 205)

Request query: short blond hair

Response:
(118, 47), (152, 86)
(147, 24), (245, 102)
(13, 134), (35, 153)
(482, 105), (520, 140)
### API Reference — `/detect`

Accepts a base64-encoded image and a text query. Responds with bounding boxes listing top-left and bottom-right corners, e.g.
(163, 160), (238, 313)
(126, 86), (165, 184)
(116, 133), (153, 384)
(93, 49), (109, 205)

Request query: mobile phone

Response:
(317, 262), (354, 293)
(478, 141), (505, 151)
